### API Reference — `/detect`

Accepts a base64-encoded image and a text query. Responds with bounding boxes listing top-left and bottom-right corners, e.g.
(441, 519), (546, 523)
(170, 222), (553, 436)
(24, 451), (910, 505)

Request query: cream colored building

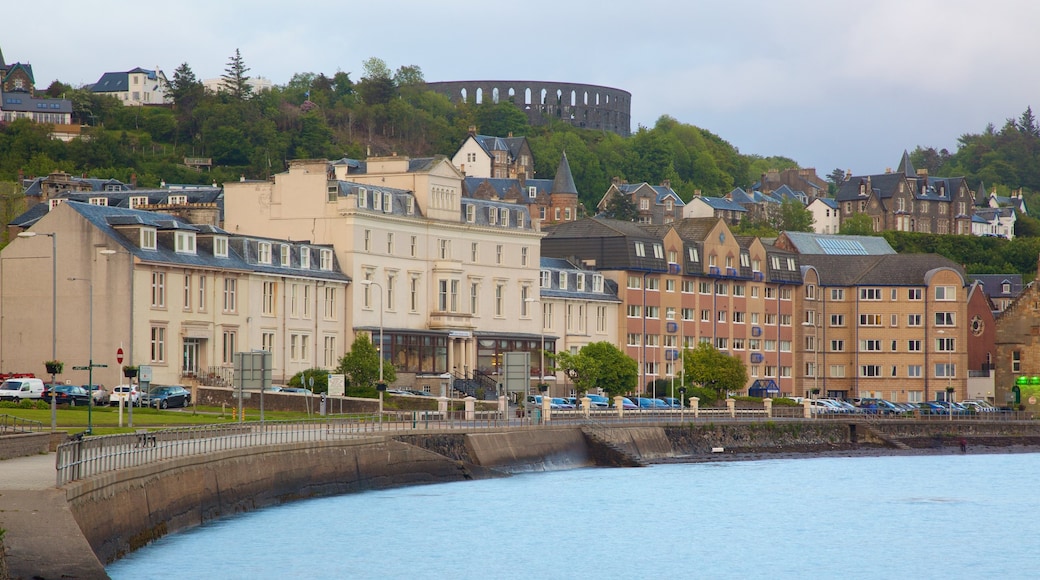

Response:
(798, 254), (968, 402)
(223, 157), (546, 393)
(0, 202), (348, 387)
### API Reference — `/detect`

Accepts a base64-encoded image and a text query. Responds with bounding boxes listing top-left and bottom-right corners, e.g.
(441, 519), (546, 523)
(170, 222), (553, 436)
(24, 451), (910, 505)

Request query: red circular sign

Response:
(116, 348), (124, 364)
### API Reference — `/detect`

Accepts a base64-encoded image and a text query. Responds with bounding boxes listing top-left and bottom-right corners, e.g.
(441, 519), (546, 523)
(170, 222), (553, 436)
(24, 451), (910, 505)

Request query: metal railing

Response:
(0, 414), (44, 433)
(53, 407), (1038, 486)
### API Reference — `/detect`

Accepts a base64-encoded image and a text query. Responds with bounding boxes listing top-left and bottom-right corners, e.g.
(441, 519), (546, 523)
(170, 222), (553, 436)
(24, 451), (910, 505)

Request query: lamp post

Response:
(802, 319), (820, 399)
(360, 280), (385, 425)
(525, 297), (544, 395)
(68, 275), (106, 435)
(17, 231), (57, 431)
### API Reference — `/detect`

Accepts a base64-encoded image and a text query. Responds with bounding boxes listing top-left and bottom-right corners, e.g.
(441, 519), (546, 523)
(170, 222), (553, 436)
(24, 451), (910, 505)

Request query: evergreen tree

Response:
(220, 49), (252, 100)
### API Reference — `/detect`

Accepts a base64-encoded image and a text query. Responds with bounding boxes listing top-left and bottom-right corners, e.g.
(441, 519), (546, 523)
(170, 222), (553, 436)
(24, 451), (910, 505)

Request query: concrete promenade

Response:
(0, 453), (109, 579)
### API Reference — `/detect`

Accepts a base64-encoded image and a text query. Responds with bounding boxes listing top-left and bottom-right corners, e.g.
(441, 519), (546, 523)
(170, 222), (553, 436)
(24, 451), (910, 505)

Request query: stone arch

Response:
(460, 88), (468, 103)
(508, 87), (516, 103)
(492, 87), (499, 103)
(525, 87), (531, 105)
(475, 88), (483, 104)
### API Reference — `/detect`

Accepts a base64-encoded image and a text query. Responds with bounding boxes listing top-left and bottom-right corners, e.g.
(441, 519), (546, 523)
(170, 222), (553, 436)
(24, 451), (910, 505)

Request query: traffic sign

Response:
(117, 348), (124, 364)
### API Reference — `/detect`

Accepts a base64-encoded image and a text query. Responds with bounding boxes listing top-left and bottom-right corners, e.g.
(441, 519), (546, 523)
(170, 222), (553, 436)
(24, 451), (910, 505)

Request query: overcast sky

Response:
(6, 0), (1040, 177)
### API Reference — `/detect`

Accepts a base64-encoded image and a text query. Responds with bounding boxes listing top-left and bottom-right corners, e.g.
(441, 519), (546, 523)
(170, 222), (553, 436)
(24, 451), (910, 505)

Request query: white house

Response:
(807, 198), (840, 234)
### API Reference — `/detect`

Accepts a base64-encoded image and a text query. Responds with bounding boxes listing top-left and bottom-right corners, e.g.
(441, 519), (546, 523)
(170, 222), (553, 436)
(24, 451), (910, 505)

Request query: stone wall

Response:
(0, 432), (50, 460)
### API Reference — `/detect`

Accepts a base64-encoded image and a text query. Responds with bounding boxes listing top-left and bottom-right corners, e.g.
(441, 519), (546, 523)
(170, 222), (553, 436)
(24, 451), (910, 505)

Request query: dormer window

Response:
(129, 196), (148, 209)
(466, 204), (475, 223)
(500, 208), (509, 226)
(576, 274), (586, 291)
(89, 197), (108, 206)
(327, 185), (338, 202)
(258, 242), (272, 264)
(528, 186), (537, 198)
(517, 213), (525, 228)
(357, 187), (367, 208)
(175, 231), (196, 254)
(635, 242), (646, 257)
(1003, 282), (1012, 293)
(540, 270), (551, 288)
(373, 190), (382, 211)
(653, 244), (664, 259)
(280, 244), (290, 266)
(167, 194), (187, 204)
(489, 207), (498, 225)
(214, 236), (228, 258)
(593, 275), (604, 293)
(688, 247), (699, 261)
(300, 247), (311, 269)
(559, 273), (568, 290)
(382, 192), (392, 212)
(319, 249), (333, 271)
(140, 227), (157, 250)
(406, 198), (415, 215)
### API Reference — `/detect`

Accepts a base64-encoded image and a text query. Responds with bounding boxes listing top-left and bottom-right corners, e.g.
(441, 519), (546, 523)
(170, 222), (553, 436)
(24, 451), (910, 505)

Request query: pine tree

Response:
(220, 49), (252, 100)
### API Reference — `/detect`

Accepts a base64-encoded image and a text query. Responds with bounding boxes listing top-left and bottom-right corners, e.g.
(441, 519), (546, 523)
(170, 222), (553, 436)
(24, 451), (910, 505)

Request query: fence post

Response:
(763, 398), (773, 418)
(690, 397), (700, 419)
(726, 398), (736, 418)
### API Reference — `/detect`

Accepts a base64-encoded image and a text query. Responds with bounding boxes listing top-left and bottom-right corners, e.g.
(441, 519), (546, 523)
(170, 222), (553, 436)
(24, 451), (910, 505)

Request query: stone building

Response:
(994, 261), (1040, 410)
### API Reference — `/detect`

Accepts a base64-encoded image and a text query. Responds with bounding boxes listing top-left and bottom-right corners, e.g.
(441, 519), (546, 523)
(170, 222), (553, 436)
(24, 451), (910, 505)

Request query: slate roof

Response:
(90, 68), (163, 93)
(463, 177), (553, 199)
(692, 196), (746, 212)
(21, 175), (131, 197)
(551, 152), (578, 195)
(10, 187), (224, 229)
(969, 274), (1023, 301)
(616, 182), (685, 206)
(330, 157), (442, 174)
(799, 254), (964, 286)
(810, 198), (839, 209)
(68, 202), (349, 282)
(332, 181), (425, 219)
(0, 92), (71, 114)
(538, 257), (621, 303)
(472, 134), (528, 160)
(543, 217), (658, 240)
(462, 197), (534, 229)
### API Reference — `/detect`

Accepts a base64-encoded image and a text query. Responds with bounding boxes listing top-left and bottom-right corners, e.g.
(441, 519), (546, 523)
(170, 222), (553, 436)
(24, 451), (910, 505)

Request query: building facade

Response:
(90, 68), (170, 105)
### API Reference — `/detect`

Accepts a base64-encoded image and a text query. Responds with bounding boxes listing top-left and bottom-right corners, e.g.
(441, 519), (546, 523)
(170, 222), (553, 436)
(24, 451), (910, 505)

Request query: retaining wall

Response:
(0, 432), (50, 460)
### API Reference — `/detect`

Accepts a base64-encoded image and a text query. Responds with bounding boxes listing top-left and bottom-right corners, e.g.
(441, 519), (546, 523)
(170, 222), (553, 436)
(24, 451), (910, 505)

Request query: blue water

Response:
(108, 453), (1039, 579)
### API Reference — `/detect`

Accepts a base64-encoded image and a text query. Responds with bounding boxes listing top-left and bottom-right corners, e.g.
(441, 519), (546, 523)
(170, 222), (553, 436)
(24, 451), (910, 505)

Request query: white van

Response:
(0, 378), (46, 401)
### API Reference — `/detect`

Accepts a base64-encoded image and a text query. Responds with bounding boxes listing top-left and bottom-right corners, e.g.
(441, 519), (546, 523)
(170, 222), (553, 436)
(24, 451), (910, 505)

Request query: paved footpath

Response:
(0, 453), (109, 579)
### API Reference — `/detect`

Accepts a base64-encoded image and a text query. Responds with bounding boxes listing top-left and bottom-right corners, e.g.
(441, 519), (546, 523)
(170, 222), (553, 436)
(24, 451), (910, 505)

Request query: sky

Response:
(5, 0), (1040, 177)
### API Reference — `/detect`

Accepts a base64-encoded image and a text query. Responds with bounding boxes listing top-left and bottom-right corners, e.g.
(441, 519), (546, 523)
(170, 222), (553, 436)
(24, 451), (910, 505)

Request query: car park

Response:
(584, 394), (610, 408)
(109, 385), (140, 406)
(618, 397), (638, 410)
(42, 384), (91, 406)
(0, 377), (45, 401)
(279, 387), (311, 394)
(661, 397), (682, 408)
(551, 397), (575, 410)
(142, 385), (191, 408)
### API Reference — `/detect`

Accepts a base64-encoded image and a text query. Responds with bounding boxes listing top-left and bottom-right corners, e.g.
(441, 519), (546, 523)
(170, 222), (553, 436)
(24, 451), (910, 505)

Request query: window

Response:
(779, 314), (792, 326)
(300, 247), (311, 269)
(653, 244), (664, 259)
(859, 288), (882, 300)
(280, 245), (290, 266)
(645, 306), (659, 319)
(733, 284), (745, 297)
(320, 249), (333, 270)
(167, 195), (187, 205)
(577, 274), (586, 292)
(262, 281), (276, 315)
(765, 340), (777, 351)
(258, 241), (272, 264)
(383, 192), (392, 213)
(780, 287), (792, 300)
(860, 340), (882, 351)
(1013, 351), (1021, 372)
(597, 306), (606, 332)
(470, 282), (479, 315)
(363, 230), (372, 252)
(437, 280), (449, 312)
(373, 190), (382, 211)
(830, 365), (846, 378)
(141, 228), (157, 250)
(223, 278), (237, 313)
(263, 331), (275, 354)
(765, 313), (777, 326)
(291, 283), (300, 316)
(495, 284), (505, 317)
(908, 314), (922, 327)
(937, 338), (955, 352)
(627, 333), (640, 346)
(718, 311), (727, 323)
(628, 305), (641, 318)
(150, 326), (166, 363)
(715, 337), (728, 350)
(324, 287), (337, 320)
(198, 276), (207, 311)
(935, 363), (956, 378)
(496, 245), (503, 265)
(830, 340), (844, 352)
(715, 283), (727, 295)
(151, 272), (166, 308)
(488, 207), (497, 225)
(830, 288), (845, 301)
(593, 275), (604, 293)
(700, 309), (710, 321)
(908, 365), (922, 378)
(220, 330), (237, 364)
(560, 274), (569, 291)
(733, 312), (745, 323)
(688, 247), (699, 261)
(466, 204), (476, 222)
(410, 236), (418, 258)
(324, 336), (337, 368)
(860, 365), (881, 377)
(521, 247), (529, 267)
(780, 340), (791, 352)
(665, 279), (675, 292)
(681, 280), (695, 293)
(908, 340), (922, 352)
(410, 277), (420, 312)
(699, 281), (711, 294)
(440, 239), (451, 260)
(634, 242), (646, 257)
(935, 286), (956, 301)
(129, 196), (149, 209)
(214, 237), (228, 258)
(860, 314), (882, 326)
(386, 233), (395, 255)
(541, 270), (551, 288)
(646, 277), (659, 291)
(935, 312), (955, 326)
(385, 275), (395, 311)
(765, 287), (776, 299)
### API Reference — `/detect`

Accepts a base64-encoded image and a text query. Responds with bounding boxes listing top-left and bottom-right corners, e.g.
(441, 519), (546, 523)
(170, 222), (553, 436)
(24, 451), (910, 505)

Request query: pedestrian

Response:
(959, 438), (967, 453)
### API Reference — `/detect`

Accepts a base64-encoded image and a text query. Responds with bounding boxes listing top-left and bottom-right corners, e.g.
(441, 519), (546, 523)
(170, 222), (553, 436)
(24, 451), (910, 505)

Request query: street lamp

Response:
(68, 275), (106, 435)
(360, 280), (385, 425)
(17, 231), (57, 430)
(802, 318), (820, 399)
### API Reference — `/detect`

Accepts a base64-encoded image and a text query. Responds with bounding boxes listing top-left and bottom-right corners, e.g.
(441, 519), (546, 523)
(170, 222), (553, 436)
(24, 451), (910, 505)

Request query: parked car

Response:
(858, 398), (900, 415)
(279, 387), (311, 394)
(584, 394), (610, 408)
(651, 398), (671, 409)
(109, 385), (140, 406)
(42, 385), (91, 406)
(84, 384), (110, 405)
(142, 385), (191, 409)
(661, 397), (682, 409)
(618, 397), (638, 410)
(551, 397), (575, 410)
(0, 377), (45, 401)
(914, 401), (947, 415)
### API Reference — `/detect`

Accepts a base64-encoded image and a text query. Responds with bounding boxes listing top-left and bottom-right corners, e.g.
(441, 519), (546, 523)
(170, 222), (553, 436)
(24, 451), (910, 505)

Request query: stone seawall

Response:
(0, 432), (50, 460)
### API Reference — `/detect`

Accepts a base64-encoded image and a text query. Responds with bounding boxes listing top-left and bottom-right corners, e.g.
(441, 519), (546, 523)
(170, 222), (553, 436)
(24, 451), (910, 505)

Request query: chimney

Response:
(507, 132), (513, 138)
(131, 172), (137, 187)
(612, 176), (621, 186)
(240, 174), (246, 182)
(468, 125), (477, 136)
(661, 179), (671, 188)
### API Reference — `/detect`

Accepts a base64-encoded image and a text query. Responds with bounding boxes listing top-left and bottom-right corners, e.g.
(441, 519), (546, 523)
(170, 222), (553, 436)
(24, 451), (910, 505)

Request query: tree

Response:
(336, 332), (396, 391)
(356, 57), (396, 106)
(826, 168), (846, 195)
(220, 49), (252, 100)
(839, 212), (876, 236)
(683, 342), (748, 398)
(289, 368), (329, 394)
(777, 198), (815, 232)
(169, 63), (204, 108)
(603, 191), (638, 221)
(552, 341), (637, 397)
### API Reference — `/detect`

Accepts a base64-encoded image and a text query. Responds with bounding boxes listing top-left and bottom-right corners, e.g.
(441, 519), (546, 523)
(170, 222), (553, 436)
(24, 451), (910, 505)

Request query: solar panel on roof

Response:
(817, 238), (868, 255)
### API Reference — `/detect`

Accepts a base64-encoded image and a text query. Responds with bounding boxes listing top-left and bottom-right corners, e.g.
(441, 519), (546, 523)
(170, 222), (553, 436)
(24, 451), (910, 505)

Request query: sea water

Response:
(108, 452), (1039, 579)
